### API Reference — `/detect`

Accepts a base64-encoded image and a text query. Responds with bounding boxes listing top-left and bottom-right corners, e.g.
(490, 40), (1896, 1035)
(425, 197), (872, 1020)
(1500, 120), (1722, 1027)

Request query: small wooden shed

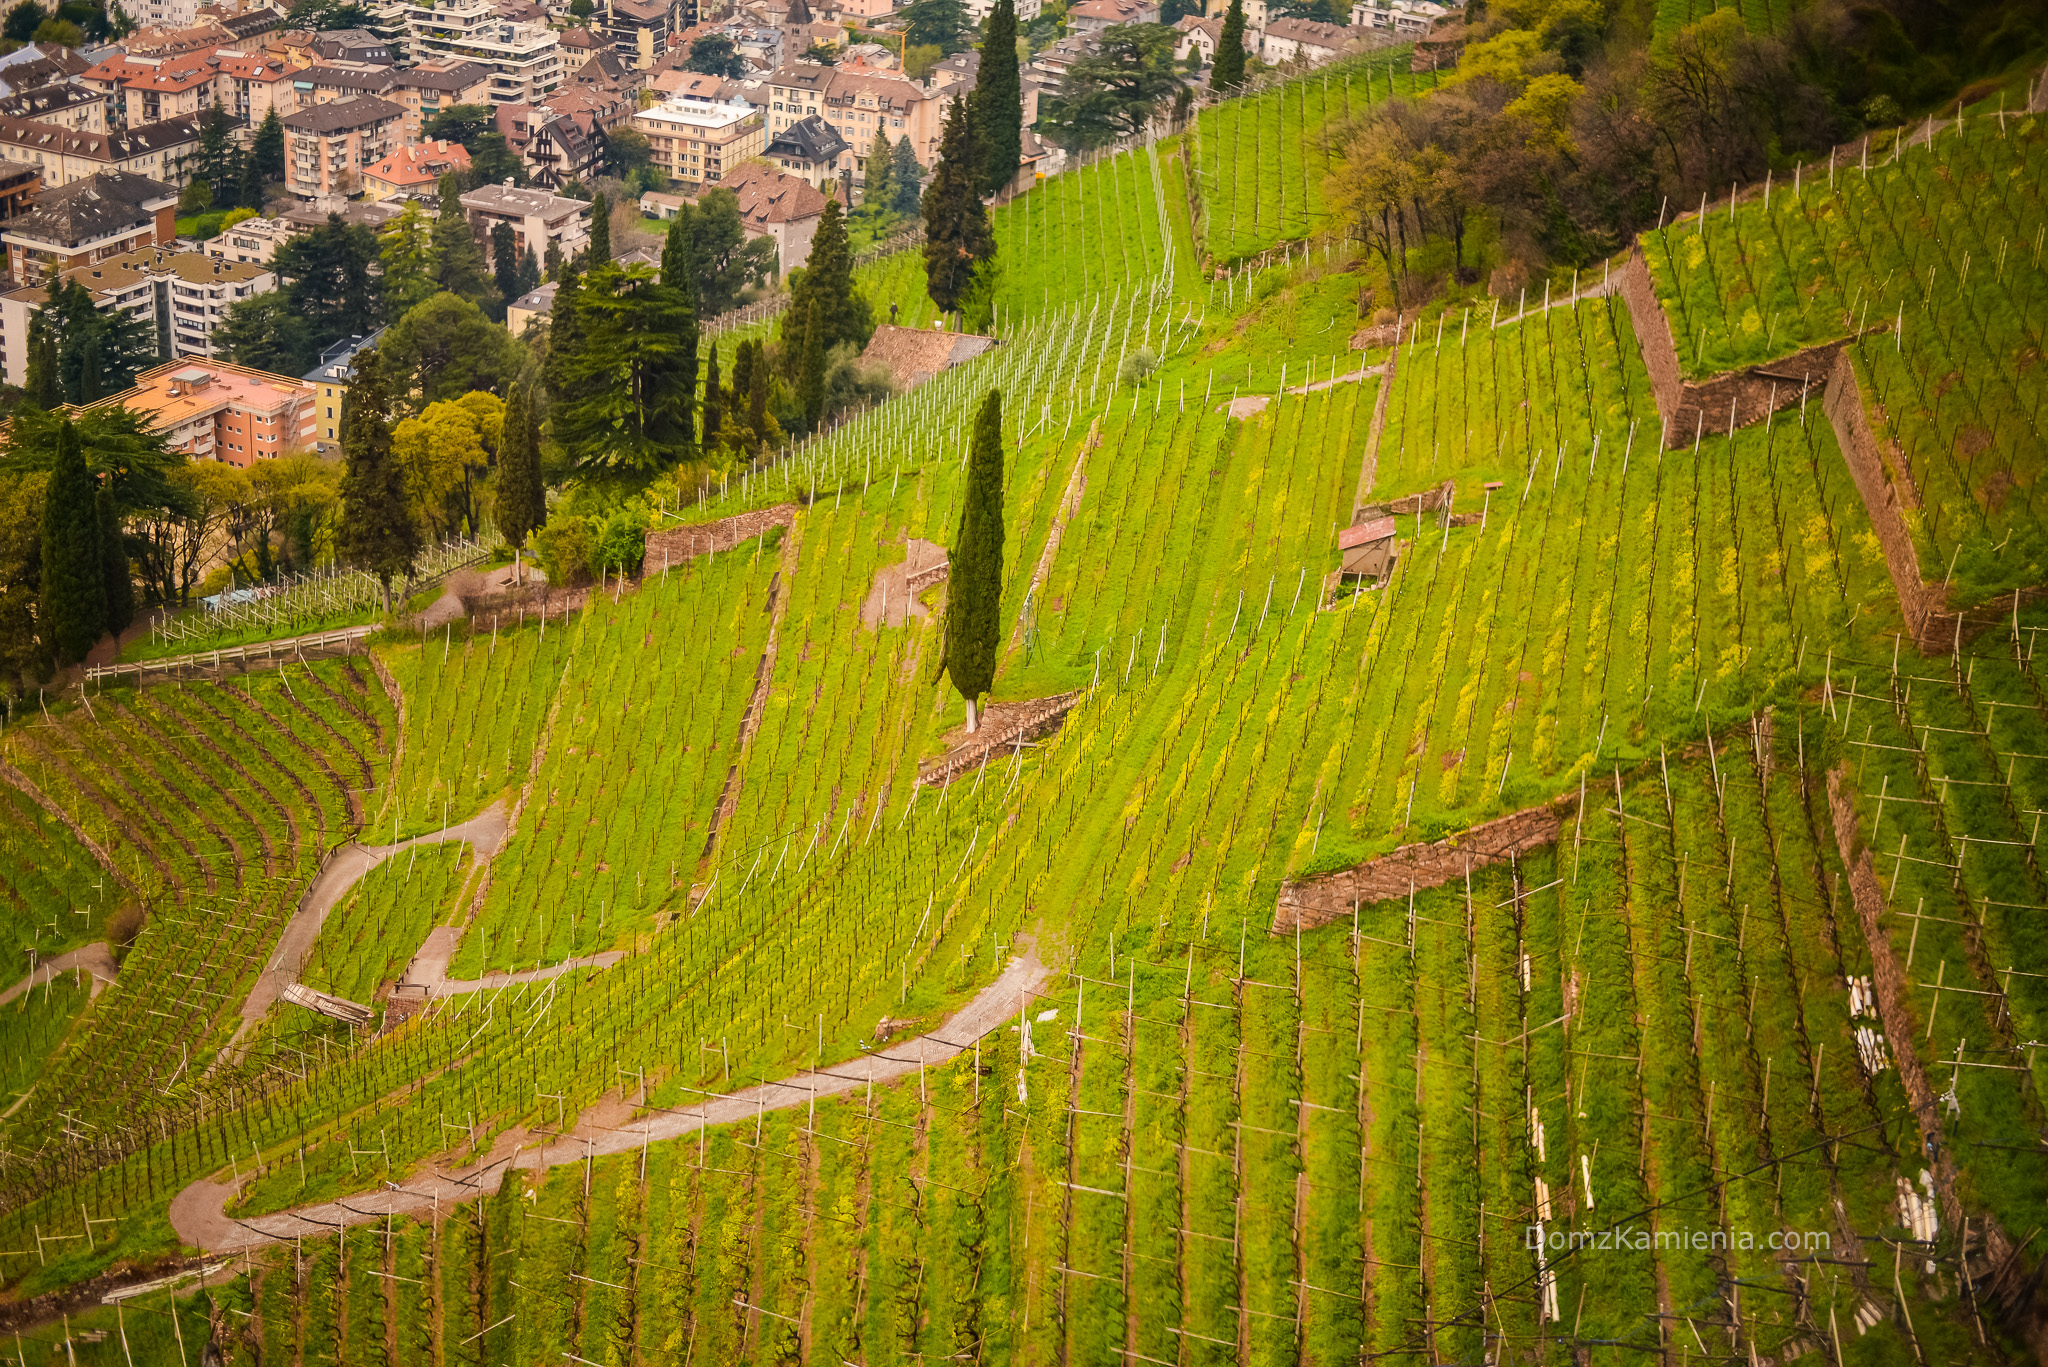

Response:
(1338, 516), (1400, 581)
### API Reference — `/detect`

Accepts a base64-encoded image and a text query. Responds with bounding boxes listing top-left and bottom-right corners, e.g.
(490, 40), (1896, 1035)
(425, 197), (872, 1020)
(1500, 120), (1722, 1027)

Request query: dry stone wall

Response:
(1273, 803), (1564, 933)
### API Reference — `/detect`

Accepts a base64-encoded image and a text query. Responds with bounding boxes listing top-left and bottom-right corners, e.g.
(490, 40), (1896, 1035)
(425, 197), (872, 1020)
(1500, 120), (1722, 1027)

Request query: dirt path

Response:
(220, 802), (511, 1059)
(0, 941), (116, 1007)
(170, 942), (1053, 1253)
(395, 925), (625, 995)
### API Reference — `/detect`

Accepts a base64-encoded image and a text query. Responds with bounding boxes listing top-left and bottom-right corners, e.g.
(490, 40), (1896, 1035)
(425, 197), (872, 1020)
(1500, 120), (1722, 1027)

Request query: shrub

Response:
(1118, 347), (1159, 385)
(535, 516), (596, 588)
(589, 506), (648, 579)
(106, 901), (147, 959)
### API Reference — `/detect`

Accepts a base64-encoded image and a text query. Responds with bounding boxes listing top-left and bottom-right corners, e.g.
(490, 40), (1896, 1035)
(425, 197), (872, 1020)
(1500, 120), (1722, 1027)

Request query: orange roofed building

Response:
(83, 359), (317, 467)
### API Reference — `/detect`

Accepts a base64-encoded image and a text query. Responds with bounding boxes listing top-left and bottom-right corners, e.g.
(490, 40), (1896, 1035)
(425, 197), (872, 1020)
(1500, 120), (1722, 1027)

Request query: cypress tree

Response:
(1213, 0), (1247, 90)
(702, 344), (722, 448)
(97, 484), (133, 636)
(432, 172), (491, 304)
(731, 339), (756, 449)
(662, 212), (699, 447)
(746, 338), (769, 442)
(971, 0), (1022, 198)
(797, 299), (825, 430)
(252, 108), (285, 183)
(493, 364), (544, 582)
(544, 267), (585, 417)
(922, 96), (992, 315)
(517, 247), (541, 296)
(782, 197), (868, 375)
(588, 191), (612, 266)
(889, 136), (923, 217)
(863, 128), (893, 209)
(24, 312), (60, 410)
(40, 419), (103, 664)
(491, 220), (520, 308)
(938, 387), (1003, 732)
(335, 348), (419, 611)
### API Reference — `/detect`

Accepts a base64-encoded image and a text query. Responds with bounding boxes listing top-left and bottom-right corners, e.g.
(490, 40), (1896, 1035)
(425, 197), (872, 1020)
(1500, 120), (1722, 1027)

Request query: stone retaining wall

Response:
(1273, 803), (1564, 933)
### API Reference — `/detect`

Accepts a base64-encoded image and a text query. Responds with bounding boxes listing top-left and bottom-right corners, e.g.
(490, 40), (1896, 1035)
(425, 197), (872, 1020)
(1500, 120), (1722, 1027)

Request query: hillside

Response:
(0, 56), (2044, 1367)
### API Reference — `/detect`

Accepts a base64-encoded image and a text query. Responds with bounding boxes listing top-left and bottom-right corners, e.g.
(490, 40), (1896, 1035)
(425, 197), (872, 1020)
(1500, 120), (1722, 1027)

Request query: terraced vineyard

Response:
(2, 54), (2047, 1367)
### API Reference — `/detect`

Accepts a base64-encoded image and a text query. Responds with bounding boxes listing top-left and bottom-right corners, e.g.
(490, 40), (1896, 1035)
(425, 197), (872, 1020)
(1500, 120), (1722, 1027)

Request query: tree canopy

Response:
(922, 95), (992, 314)
(684, 33), (747, 78)
(1040, 23), (1184, 150)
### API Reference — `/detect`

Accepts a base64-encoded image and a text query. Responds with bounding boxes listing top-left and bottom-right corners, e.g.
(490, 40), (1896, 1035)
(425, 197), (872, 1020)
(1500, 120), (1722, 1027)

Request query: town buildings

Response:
(361, 138), (471, 198)
(390, 59), (495, 141)
(459, 181), (590, 267)
(406, 0), (564, 105)
(0, 116), (201, 189)
(0, 247), (271, 384)
(302, 330), (383, 448)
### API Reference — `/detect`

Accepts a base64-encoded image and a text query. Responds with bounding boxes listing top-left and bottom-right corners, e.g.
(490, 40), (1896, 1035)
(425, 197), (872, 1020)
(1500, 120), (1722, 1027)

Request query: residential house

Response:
(301, 328), (382, 448)
(568, 48), (637, 91)
(1172, 14), (1247, 64)
(79, 359), (317, 465)
(390, 59), (494, 141)
(1258, 17), (1370, 63)
(360, 138), (470, 198)
(718, 161), (822, 273)
(648, 69), (746, 104)
(505, 277), (552, 331)
(1202, 0), (1266, 25)
(282, 95), (404, 200)
(764, 111), (847, 189)
(1, 170), (175, 285)
(459, 181), (589, 265)
(0, 117), (201, 189)
(632, 95), (761, 188)
(85, 50), (221, 126)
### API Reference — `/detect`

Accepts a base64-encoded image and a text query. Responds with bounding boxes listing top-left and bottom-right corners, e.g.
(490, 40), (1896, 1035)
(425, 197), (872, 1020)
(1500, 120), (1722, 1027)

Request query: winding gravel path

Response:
(0, 942), (116, 1007)
(170, 942), (1052, 1253)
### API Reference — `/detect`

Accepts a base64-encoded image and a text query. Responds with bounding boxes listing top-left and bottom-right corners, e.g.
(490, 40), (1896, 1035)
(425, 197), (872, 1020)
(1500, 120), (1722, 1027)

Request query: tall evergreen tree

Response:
(432, 173), (492, 304)
(938, 387), (1003, 731)
(493, 364), (544, 581)
(335, 348), (418, 610)
(661, 211), (699, 447)
(797, 299), (825, 430)
(1213, 0), (1247, 89)
(544, 266), (585, 415)
(730, 338), (755, 448)
(587, 191), (612, 265)
(971, 0), (1022, 197)
(890, 136), (924, 217)
(38, 419), (102, 665)
(863, 128), (893, 209)
(491, 220), (520, 309)
(745, 338), (769, 442)
(97, 484), (133, 635)
(194, 103), (245, 209)
(252, 108), (286, 183)
(781, 197), (869, 375)
(516, 247), (541, 296)
(556, 262), (694, 472)
(24, 311), (60, 410)
(701, 344), (722, 448)
(922, 96), (992, 315)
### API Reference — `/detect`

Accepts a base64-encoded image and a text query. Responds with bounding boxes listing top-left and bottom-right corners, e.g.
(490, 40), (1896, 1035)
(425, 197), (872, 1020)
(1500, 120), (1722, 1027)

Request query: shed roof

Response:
(1338, 517), (1397, 548)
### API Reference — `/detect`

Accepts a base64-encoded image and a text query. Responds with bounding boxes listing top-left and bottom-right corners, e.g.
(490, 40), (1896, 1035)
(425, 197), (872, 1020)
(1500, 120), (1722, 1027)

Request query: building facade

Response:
(459, 182), (590, 264)
(0, 116), (201, 188)
(631, 96), (761, 188)
(283, 95), (405, 200)
(82, 360), (318, 466)
(406, 0), (564, 105)
(0, 170), (175, 285)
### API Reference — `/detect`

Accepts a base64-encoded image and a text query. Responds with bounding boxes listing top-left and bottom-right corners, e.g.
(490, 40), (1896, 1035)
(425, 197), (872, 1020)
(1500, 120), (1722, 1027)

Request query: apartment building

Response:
(459, 181), (588, 265)
(390, 58), (494, 141)
(213, 50), (300, 126)
(0, 116), (201, 188)
(600, 0), (689, 69)
(302, 329), (382, 448)
(0, 44), (92, 100)
(0, 247), (270, 384)
(1, 170), (175, 285)
(300, 61), (402, 105)
(632, 96), (761, 188)
(81, 359), (317, 465)
(202, 212), (296, 264)
(406, 0), (563, 105)
(84, 50), (221, 125)
(283, 95), (404, 200)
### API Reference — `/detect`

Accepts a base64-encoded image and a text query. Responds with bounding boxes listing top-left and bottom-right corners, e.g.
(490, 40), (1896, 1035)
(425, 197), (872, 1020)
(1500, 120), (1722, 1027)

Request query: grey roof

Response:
(0, 83), (106, 121)
(459, 182), (588, 221)
(509, 279), (557, 312)
(302, 63), (400, 94)
(220, 9), (283, 38)
(309, 29), (392, 62)
(280, 199), (403, 230)
(283, 94), (404, 133)
(766, 112), (846, 162)
(0, 116), (200, 161)
(393, 60), (491, 91)
(2, 170), (174, 247)
(302, 328), (384, 384)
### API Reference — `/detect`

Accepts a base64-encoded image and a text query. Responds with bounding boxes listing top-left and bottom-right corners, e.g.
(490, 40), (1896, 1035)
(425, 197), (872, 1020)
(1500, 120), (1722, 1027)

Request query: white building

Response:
(405, 0), (563, 104)
(1350, 0), (1445, 31)
(459, 182), (590, 266)
(0, 247), (272, 386)
(631, 97), (764, 188)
